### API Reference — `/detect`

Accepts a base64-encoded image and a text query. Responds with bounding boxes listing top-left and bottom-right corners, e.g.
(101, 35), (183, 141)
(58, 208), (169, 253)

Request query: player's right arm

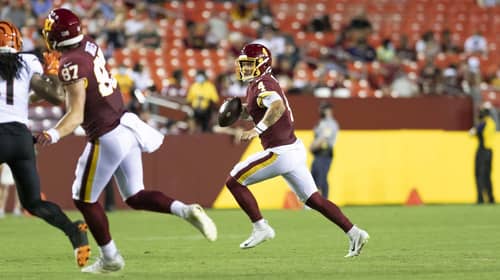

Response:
(36, 79), (86, 145)
(53, 80), (86, 138)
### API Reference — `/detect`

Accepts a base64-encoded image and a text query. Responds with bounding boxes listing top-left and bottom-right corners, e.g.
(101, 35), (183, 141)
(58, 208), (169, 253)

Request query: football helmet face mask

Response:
(235, 43), (272, 81)
(0, 21), (23, 53)
(43, 8), (83, 51)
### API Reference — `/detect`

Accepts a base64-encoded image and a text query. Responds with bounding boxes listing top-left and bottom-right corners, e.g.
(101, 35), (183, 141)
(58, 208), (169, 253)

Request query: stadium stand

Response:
(2, 0), (498, 131)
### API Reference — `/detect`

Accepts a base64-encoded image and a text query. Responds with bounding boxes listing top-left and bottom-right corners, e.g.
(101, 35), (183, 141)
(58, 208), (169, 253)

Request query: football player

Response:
(37, 8), (217, 273)
(227, 43), (369, 257)
(0, 20), (90, 267)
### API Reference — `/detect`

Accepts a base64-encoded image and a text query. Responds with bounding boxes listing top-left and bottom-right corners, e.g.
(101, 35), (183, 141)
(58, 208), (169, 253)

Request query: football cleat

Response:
(184, 204), (217, 242)
(240, 220), (275, 249)
(68, 220), (91, 267)
(345, 229), (369, 258)
(81, 252), (125, 274)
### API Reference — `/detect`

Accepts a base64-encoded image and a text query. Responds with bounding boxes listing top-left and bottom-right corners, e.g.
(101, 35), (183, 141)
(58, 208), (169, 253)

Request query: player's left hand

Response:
(239, 129), (259, 142)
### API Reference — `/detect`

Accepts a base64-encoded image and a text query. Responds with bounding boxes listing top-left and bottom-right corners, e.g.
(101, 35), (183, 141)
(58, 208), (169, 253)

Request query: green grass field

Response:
(0, 205), (499, 280)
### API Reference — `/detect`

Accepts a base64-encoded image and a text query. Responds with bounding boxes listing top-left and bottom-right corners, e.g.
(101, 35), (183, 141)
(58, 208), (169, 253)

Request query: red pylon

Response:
(283, 190), (302, 210)
(405, 188), (423, 206)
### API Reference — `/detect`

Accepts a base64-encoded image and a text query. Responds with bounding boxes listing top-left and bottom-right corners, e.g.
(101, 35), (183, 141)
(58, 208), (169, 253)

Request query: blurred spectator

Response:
(441, 65), (463, 95)
(184, 21), (209, 49)
(477, 0), (499, 7)
(304, 14), (332, 33)
(391, 72), (419, 97)
(0, 164), (22, 218)
(462, 58), (483, 111)
(186, 70), (220, 132)
(104, 2), (127, 53)
(136, 18), (161, 48)
(346, 10), (373, 44)
(396, 34), (416, 61)
(228, 31), (246, 57)
(464, 31), (488, 56)
(113, 64), (135, 107)
(20, 20), (38, 52)
(253, 27), (286, 58)
(290, 61), (314, 93)
(419, 58), (442, 95)
(347, 39), (376, 62)
(274, 56), (295, 81)
(161, 69), (188, 102)
(60, 0), (86, 16)
(86, 9), (107, 40)
(97, 0), (115, 21)
(376, 38), (396, 63)
(310, 102), (338, 199)
(226, 76), (247, 98)
(206, 13), (228, 48)
(131, 63), (154, 92)
(230, 0), (254, 22)
(253, 0), (274, 27)
(32, 0), (53, 18)
(124, 5), (148, 39)
(491, 70), (500, 90)
(440, 29), (460, 54)
(416, 31), (440, 59)
(1, 1), (29, 28)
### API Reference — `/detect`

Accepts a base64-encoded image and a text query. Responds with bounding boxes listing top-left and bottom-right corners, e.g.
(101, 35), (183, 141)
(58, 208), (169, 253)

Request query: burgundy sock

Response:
(305, 192), (353, 232)
(125, 190), (174, 213)
(73, 200), (111, 246)
(226, 176), (262, 222)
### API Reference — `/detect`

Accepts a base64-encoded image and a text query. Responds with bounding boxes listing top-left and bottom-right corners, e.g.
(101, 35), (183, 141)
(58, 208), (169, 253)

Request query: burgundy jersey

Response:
(246, 73), (297, 149)
(58, 36), (125, 140)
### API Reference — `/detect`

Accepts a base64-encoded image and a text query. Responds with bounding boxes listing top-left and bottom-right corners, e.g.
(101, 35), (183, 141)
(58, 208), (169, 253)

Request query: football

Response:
(218, 98), (242, 127)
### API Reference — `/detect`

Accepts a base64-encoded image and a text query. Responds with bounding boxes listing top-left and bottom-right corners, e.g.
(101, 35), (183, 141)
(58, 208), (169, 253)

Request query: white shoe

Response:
(184, 204), (217, 242)
(345, 229), (369, 258)
(240, 221), (275, 249)
(12, 208), (22, 216)
(81, 253), (125, 273)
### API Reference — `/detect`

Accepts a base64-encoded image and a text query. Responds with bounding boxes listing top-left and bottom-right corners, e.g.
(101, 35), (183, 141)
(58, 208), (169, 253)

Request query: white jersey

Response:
(0, 53), (43, 125)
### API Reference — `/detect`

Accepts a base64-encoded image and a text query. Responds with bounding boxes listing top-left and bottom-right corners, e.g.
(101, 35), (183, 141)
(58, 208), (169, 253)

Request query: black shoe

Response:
(68, 220), (91, 267)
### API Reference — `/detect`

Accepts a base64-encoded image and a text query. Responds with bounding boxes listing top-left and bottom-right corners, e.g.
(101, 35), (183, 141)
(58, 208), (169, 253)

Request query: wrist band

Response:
(254, 121), (268, 135)
(45, 128), (60, 144)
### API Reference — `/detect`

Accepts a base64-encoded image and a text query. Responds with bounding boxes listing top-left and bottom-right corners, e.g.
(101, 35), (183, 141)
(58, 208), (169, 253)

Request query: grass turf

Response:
(0, 205), (498, 280)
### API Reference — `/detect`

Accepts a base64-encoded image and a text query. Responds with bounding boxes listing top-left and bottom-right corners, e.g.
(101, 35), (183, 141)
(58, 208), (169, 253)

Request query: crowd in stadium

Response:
(1, 0), (499, 133)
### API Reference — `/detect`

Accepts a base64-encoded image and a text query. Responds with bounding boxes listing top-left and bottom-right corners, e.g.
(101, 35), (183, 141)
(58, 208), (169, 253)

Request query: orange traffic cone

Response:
(405, 188), (423, 206)
(283, 190), (302, 210)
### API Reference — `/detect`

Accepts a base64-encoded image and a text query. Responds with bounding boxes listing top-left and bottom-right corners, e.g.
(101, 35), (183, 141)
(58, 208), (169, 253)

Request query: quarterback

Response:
(226, 43), (369, 257)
